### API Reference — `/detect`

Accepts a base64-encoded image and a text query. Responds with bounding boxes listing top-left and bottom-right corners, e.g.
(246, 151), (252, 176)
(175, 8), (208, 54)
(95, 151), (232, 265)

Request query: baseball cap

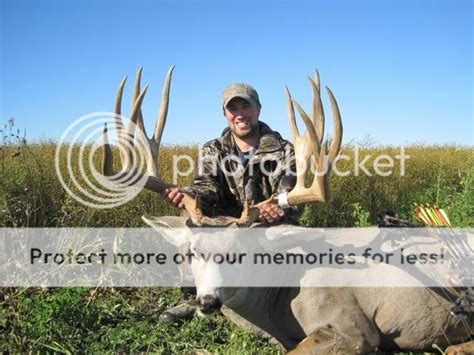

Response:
(222, 83), (261, 109)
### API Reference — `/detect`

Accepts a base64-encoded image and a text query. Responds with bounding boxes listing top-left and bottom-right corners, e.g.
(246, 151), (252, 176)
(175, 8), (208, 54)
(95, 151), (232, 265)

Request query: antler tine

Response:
(131, 68), (142, 114)
(128, 67), (161, 177)
(153, 65), (175, 145)
(293, 100), (321, 159)
(123, 85), (148, 171)
(114, 76), (127, 163)
(325, 86), (343, 164)
(102, 123), (114, 176)
(285, 86), (313, 187)
(311, 69), (325, 145)
(311, 142), (330, 202)
(314, 69), (321, 91)
(123, 65), (175, 180)
(132, 65), (175, 179)
(114, 76), (127, 132)
(125, 68), (146, 139)
(132, 67), (148, 136)
(285, 86), (300, 143)
(128, 84), (149, 125)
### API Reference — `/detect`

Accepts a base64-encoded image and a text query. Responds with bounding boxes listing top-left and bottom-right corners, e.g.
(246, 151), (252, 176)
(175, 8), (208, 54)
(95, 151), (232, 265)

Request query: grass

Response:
(0, 121), (472, 352)
(1, 287), (278, 353)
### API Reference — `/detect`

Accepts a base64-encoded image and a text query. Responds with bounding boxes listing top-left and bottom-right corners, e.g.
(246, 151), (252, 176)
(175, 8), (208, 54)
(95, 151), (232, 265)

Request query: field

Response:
(0, 126), (472, 352)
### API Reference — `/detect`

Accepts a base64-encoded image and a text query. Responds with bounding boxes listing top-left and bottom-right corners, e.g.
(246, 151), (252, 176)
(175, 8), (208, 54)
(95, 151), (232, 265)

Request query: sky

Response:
(1, 0), (472, 146)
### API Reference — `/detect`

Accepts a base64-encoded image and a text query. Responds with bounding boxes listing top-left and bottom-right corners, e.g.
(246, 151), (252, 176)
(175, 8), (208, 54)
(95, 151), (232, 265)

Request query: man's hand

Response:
(161, 187), (185, 209)
(258, 203), (285, 224)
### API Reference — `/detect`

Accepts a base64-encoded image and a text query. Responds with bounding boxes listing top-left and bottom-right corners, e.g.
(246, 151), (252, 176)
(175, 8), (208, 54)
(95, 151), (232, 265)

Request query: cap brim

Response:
(223, 95), (258, 108)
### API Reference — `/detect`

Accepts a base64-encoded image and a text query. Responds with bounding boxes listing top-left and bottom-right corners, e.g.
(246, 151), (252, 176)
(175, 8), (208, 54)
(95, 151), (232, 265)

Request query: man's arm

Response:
(188, 143), (223, 207)
(161, 144), (222, 210)
(259, 140), (300, 224)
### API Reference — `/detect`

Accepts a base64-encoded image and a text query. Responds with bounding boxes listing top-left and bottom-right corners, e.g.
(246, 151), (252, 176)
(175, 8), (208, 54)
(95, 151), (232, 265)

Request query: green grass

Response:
(0, 287), (278, 353)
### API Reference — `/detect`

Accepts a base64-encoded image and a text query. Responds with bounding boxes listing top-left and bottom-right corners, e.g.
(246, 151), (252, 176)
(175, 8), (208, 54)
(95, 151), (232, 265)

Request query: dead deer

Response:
(101, 66), (472, 354)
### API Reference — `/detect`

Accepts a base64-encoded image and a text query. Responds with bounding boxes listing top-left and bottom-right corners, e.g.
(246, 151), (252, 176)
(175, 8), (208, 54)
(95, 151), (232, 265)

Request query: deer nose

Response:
(197, 294), (222, 314)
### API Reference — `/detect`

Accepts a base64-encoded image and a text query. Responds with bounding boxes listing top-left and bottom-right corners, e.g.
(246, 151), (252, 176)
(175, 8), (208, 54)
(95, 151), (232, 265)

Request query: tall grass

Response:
(300, 145), (473, 227)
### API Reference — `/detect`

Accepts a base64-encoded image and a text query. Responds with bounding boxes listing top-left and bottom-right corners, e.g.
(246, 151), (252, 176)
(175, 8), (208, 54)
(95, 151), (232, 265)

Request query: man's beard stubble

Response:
(231, 122), (259, 140)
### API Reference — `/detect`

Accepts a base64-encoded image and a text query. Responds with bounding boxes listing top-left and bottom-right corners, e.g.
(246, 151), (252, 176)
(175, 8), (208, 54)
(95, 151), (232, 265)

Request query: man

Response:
(159, 83), (297, 322)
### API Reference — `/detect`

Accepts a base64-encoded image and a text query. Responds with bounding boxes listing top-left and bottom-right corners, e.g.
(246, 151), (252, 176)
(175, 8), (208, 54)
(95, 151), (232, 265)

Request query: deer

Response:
(101, 66), (473, 354)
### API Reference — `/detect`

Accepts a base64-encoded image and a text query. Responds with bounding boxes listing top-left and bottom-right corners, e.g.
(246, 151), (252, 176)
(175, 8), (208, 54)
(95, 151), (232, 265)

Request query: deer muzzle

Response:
(197, 294), (222, 314)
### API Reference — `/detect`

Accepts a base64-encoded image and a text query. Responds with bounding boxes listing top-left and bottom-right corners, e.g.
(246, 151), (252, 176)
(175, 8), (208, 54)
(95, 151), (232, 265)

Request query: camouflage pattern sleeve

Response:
(269, 140), (302, 224)
(269, 140), (297, 195)
(186, 143), (223, 211)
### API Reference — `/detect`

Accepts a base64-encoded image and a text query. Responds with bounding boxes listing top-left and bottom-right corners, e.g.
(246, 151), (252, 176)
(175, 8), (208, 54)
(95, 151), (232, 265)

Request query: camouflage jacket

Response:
(187, 121), (298, 221)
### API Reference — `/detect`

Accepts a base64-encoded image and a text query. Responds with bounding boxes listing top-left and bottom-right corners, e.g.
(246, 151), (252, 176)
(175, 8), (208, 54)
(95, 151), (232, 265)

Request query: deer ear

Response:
(142, 215), (190, 246)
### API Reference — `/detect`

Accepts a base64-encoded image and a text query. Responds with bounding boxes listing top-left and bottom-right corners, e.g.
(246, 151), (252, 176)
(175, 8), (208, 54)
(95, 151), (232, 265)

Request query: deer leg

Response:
(445, 340), (474, 355)
(287, 325), (382, 355)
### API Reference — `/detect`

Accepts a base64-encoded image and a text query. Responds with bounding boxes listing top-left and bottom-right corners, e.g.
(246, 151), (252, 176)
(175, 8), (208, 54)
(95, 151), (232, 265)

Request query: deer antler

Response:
(102, 66), (206, 224)
(282, 69), (343, 206)
(255, 69), (343, 212)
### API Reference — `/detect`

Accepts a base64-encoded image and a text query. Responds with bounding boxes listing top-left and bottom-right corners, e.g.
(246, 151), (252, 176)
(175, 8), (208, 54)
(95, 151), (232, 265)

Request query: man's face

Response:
(224, 97), (260, 139)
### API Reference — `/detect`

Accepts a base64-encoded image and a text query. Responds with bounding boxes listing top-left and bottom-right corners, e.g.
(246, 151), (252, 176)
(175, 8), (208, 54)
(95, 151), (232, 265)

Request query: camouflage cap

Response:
(222, 83), (261, 109)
